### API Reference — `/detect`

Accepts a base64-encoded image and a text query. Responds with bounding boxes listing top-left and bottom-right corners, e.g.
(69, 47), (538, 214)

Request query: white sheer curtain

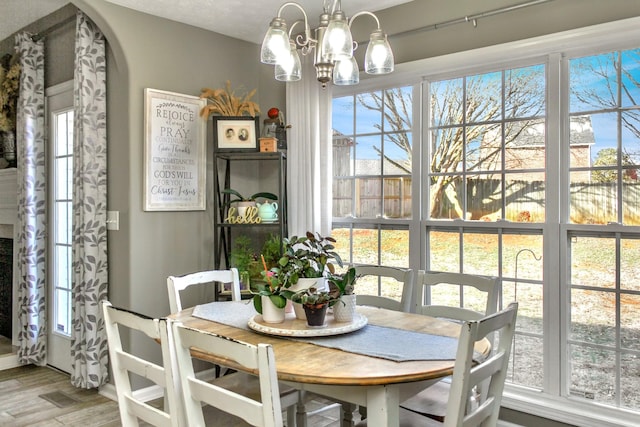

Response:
(285, 55), (333, 237)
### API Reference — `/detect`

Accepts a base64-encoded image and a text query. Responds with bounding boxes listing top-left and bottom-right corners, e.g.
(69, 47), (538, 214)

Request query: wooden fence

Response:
(333, 178), (640, 225)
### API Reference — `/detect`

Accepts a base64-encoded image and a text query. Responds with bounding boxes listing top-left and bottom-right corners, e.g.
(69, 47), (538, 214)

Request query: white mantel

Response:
(0, 168), (16, 233)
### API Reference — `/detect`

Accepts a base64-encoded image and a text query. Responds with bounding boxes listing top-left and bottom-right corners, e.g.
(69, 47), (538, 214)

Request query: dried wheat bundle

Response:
(200, 80), (260, 118)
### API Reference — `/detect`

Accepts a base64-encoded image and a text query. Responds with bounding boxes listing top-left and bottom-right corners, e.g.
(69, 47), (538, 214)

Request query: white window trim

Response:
(333, 15), (640, 427)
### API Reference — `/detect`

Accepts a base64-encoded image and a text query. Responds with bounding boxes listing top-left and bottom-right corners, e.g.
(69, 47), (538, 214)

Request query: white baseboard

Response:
(0, 352), (20, 370)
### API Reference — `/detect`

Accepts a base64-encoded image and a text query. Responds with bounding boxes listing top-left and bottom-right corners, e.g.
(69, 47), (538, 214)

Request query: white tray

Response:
(248, 312), (367, 337)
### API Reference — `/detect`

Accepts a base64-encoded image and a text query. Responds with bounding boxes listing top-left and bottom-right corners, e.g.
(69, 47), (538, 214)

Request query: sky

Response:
(332, 49), (640, 164)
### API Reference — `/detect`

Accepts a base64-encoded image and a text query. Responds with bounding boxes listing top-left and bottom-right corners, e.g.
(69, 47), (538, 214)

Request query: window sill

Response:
(502, 387), (639, 427)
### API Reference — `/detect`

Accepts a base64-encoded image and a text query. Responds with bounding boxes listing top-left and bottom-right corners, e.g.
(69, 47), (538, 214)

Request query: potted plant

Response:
(271, 231), (343, 319)
(229, 235), (260, 291)
(261, 233), (282, 269)
(252, 267), (294, 324)
(328, 266), (358, 322)
(221, 188), (277, 218)
(290, 286), (337, 327)
(274, 231), (343, 287)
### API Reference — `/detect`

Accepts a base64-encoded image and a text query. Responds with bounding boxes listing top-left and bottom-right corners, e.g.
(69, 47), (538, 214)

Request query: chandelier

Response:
(260, 1), (394, 87)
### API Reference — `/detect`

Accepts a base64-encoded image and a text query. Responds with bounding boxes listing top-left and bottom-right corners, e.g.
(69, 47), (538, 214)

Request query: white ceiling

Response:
(1, 0), (69, 42)
(2, 0), (412, 45)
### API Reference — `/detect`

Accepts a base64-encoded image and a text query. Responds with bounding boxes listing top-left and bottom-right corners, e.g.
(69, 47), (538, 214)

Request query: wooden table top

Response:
(170, 305), (490, 387)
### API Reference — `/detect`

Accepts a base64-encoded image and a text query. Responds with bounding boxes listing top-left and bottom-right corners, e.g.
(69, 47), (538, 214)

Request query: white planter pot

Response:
(236, 201), (256, 218)
(333, 294), (357, 323)
(261, 296), (285, 324)
(290, 277), (322, 320)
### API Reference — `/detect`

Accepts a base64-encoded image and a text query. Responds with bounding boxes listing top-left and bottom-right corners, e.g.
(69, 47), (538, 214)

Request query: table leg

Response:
(365, 385), (400, 427)
(341, 402), (357, 427)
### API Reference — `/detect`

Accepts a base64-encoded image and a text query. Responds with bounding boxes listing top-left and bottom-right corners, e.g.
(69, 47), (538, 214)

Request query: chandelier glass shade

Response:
(260, 1), (394, 87)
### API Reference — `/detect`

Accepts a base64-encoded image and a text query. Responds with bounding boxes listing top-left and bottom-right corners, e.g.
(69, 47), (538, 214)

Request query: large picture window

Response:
(332, 36), (640, 425)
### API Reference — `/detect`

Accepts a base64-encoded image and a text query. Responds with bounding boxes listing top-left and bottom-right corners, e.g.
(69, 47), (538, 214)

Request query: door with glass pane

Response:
(47, 82), (73, 372)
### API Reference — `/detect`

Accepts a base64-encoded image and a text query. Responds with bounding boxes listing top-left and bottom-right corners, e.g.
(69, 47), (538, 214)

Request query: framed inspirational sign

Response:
(144, 88), (206, 211)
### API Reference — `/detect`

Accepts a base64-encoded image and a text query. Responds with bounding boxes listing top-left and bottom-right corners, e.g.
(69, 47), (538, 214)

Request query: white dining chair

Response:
(101, 300), (181, 427)
(356, 302), (519, 427)
(171, 319), (298, 427)
(353, 265), (415, 313)
(167, 268), (240, 313)
(166, 269), (298, 425)
(400, 270), (502, 422)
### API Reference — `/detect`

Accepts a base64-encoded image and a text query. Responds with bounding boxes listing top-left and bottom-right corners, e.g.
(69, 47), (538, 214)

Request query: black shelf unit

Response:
(213, 151), (287, 299)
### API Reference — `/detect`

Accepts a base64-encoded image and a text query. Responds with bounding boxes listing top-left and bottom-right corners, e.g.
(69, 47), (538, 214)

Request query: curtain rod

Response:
(390, 0), (556, 40)
(31, 14), (76, 42)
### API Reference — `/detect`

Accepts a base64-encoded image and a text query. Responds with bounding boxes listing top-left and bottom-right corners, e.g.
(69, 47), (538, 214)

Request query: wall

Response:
(70, 0), (287, 371)
(354, 0), (640, 66)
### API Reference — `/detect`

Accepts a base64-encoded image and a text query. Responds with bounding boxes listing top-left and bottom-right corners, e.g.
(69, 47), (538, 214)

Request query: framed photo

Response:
(213, 116), (259, 152)
(143, 88), (206, 211)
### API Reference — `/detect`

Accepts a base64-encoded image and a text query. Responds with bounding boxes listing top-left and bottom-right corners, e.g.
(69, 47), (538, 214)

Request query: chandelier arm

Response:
(348, 11), (382, 30)
(327, 0), (341, 15)
(289, 19), (317, 51)
(277, 2), (313, 46)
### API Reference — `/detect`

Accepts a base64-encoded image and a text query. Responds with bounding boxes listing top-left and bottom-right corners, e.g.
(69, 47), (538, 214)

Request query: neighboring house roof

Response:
(507, 115), (595, 148)
(333, 130), (355, 147)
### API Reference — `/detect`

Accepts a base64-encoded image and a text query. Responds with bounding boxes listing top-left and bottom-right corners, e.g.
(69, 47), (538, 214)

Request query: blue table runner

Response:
(191, 301), (463, 363)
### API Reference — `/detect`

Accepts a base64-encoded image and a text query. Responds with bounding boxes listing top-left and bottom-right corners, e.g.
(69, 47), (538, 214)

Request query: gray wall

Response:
(5, 1), (640, 426)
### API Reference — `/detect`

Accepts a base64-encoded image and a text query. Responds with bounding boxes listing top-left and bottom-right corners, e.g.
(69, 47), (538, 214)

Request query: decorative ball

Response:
(267, 107), (280, 119)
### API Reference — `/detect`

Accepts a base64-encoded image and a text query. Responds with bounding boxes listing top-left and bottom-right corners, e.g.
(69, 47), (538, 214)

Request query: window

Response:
(426, 64), (547, 390)
(332, 87), (413, 298)
(565, 49), (640, 411)
(331, 23), (640, 425)
(52, 109), (73, 336)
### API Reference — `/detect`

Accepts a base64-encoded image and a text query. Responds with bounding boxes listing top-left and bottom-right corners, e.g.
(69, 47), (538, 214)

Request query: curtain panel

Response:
(14, 32), (47, 365)
(285, 55), (333, 237)
(70, 11), (109, 389)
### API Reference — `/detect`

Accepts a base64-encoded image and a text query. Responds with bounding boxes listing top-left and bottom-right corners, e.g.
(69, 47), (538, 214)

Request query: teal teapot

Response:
(256, 201), (278, 222)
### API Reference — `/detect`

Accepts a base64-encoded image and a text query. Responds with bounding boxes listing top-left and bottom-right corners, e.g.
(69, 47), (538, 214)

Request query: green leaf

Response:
(221, 188), (244, 199)
(253, 295), (263, 314)
(251, 192), (278, 200)
(269, 294), (287, 308)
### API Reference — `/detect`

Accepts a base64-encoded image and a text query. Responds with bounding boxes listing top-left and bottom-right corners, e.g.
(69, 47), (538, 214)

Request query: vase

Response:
(261, 295), (285, 324)
(239, 270), (250, 291)
(290, 277), (321, 320)
(1, 132), (15, 167)
(333, 294), (357, 323)
(302, 303), (328, 328)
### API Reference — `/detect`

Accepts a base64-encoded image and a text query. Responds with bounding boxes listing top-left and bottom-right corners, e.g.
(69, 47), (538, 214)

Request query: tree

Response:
(571, 50), (640, 160)
(356, 67), (545, 218)
(355, 88), (412, 174)
(592, 148), (637, 182)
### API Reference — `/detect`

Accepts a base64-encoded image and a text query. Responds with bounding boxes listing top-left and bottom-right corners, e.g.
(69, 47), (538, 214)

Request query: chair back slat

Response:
(116, 350), (167, 387)
(417, 270), (501, 320)
(353, 265), (414, 312)
(167, 268), (240, 313)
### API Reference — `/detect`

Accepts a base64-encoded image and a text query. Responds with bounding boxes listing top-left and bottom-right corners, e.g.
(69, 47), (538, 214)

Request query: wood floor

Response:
(0, 365), (344, 426)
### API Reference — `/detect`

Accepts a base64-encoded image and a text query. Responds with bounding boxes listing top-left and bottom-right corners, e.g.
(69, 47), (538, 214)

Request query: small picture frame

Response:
(213, 116), (260, 152)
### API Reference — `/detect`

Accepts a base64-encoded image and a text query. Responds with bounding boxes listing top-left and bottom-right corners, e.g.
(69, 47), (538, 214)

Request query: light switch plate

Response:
(106, 211), (119, 231)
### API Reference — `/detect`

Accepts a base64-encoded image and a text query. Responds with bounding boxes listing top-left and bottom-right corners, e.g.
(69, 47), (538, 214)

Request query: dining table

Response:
(169, 301), (490, 427)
